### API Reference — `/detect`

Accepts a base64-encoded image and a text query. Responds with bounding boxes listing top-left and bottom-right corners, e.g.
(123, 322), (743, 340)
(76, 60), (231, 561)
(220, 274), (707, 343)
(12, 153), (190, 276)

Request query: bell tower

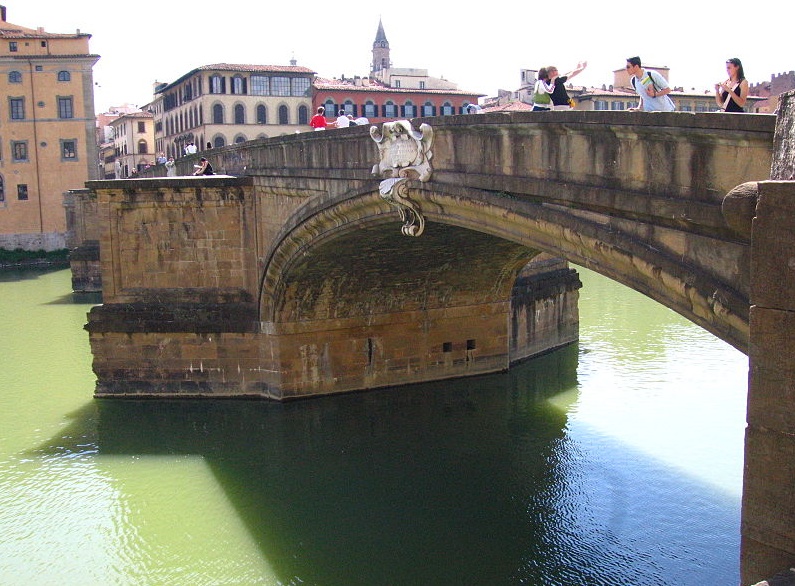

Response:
(371, 18), (390, 77)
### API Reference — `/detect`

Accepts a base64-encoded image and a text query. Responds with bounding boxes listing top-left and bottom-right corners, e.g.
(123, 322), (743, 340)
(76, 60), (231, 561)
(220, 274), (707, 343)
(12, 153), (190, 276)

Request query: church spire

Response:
(371, 18), (390, 76)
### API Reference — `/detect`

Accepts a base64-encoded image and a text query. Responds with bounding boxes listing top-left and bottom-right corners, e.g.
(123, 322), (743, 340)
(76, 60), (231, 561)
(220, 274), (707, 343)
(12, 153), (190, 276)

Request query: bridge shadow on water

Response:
(34, 344), (739, 586)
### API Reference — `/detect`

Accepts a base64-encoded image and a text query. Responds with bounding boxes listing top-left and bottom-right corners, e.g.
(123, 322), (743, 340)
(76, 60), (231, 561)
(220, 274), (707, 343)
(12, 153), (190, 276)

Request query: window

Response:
(419, 81), (425, 89)
(594, 100), (608, 110)
(403, 102), (415, 117)
(298, 105), (308, 125)
(278, 105), (288, 124)
(324, 100), (336, 117)
(9, 41), (17, 52)
(10, 98), (24, 120)
(35, 65), (43, 72)
(137, 121), (146, 133)
(272, 77), (290, 96)
(234, 104), (245, 124)
(17, 184), (28, 200)
(441, 102), (454, 116)
(394, 80), (401, 88)
(422, 102), (435, 117)
(680, 104), (693, 112)
(291, 77), (310, 97)
(0, 175), (4, 203)
(384, 101), (397, 118)
(57, 70), (70, 82)
(61, 139), (77, 159)
(256, 104), (267, 124)
(250, 75), (269, 96)
(8, 71), (21, 83)
(212, 103), (224, 124)
(138, 139), (148, 154)
(213, 136), (225, 148)
(210, 75), (225, 94)
(363, 102), (376, 118)
(57, 96), (74, 119)
(234, 135), (246, 144)
(610, 101), (625, 111)
(231, 76), (245, 95)
(12, 141), (28, 161)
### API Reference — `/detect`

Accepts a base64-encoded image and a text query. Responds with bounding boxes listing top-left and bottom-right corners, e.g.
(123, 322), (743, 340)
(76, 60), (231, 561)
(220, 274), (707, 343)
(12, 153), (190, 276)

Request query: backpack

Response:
(631, 70), (661, 92)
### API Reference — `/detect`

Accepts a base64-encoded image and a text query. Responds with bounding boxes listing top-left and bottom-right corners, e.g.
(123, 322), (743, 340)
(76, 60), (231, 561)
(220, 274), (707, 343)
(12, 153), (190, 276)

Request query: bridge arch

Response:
(259, 181), (747, 351)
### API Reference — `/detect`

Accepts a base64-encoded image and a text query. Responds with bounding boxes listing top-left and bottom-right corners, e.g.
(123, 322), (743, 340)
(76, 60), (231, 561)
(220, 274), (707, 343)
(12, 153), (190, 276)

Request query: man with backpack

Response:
(626, 56), (676, 112)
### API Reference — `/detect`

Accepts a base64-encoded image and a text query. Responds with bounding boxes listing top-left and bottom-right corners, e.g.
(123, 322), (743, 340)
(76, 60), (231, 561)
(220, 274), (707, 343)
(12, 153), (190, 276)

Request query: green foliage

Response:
(0, 248), (70, 263)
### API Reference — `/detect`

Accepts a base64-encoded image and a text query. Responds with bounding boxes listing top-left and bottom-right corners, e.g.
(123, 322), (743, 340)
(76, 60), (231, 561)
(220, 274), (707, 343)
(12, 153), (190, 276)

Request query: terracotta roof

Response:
(314, 77), (483, 97)
(0, 23), (90, 39)
(197, 63), (315, 74)
(156, 63), (317, 94)
(482, 101), (535, 113)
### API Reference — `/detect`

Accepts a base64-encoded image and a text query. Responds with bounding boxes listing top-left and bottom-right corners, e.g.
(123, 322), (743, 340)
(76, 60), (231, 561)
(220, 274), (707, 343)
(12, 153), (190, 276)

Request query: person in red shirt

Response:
(310, 106), (332, 131)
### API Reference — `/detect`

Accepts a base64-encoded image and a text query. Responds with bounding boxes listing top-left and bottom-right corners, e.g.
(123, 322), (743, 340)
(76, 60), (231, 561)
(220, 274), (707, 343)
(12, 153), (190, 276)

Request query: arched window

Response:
(422, 101), (435, 117)
(57, 70), (71, 82)
(8, 71), (22, 83)
(138, 140), (148, 154)
(234, 104), (245, 124)
(440, 102), (454, 116)
(231, 76), (246, 95)
(383, 101), (397, 118)
(210, 75), (225, 94)
(403, 101), (416, 118)
(278, 105), (288, 125)
(298, 105), (308, 125)
(213, 135), (226, 148)
(256, 104), (267, 124)
(363, 101), (376, 118)
(212, 103), (224, 124)
(324, 99), (336, 117)
(234, 135), (246, 144)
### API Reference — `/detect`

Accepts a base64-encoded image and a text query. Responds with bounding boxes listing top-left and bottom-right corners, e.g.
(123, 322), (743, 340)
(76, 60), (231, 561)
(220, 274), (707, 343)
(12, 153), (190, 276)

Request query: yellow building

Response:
(109, 111), (155, 178)
(0, 6), (99, 250)
(151, 63), (316, 159)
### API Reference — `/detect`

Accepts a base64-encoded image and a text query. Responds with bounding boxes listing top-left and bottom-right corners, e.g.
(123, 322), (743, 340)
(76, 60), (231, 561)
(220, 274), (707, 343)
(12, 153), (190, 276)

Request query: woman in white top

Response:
(532, 67), (555, 111)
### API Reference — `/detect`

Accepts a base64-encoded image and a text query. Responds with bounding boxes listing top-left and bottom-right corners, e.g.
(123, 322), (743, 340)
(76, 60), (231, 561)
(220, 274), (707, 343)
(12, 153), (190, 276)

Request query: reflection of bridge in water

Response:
(72, 102), (795, 583)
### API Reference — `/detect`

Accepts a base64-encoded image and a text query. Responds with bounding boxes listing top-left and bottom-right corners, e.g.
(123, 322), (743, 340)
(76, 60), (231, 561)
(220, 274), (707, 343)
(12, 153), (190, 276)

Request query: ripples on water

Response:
(0, 268), (746, 585)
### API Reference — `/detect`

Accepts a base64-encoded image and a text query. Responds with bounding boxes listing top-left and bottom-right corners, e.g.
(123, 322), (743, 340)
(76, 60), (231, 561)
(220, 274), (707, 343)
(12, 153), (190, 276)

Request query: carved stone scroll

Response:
(370, 120), (434, 237)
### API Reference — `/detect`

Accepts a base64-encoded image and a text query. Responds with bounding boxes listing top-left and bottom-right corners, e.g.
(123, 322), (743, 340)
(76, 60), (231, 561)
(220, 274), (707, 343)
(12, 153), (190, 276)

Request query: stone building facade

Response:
(0, 6), (99, 251)
(150, 63), (316, 158)
(109, 111), (155, 177)
(750, 70), (795, 114)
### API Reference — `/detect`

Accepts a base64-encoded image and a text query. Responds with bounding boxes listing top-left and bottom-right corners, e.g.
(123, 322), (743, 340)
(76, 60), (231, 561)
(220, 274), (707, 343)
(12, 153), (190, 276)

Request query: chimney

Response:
(1, 6), (7, 22)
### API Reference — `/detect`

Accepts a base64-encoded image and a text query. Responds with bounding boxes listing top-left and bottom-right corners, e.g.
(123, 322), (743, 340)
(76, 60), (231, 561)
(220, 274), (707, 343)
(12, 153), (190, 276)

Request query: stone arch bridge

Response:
(79, 103), (795, 583)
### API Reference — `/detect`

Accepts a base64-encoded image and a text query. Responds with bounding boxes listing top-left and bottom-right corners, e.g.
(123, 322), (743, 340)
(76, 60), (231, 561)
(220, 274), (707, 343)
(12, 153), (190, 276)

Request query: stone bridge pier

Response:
(743, 92), (795, 585)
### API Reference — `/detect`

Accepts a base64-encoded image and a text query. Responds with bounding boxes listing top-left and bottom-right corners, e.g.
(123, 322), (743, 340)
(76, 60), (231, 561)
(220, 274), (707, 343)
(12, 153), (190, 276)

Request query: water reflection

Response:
(2, 269), (746, 585)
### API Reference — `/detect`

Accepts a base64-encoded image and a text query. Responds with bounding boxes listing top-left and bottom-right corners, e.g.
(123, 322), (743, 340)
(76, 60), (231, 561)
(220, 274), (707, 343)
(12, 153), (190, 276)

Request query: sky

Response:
(9, 1), (793, 114)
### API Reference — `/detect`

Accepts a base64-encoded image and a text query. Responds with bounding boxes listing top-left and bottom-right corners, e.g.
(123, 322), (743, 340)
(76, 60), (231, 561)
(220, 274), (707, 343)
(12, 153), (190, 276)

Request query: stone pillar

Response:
(743, 90), (795, 584)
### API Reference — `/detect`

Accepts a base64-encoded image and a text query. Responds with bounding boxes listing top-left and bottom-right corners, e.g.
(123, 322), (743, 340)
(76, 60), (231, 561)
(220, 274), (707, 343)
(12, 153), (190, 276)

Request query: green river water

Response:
(0, 267), (746, 585)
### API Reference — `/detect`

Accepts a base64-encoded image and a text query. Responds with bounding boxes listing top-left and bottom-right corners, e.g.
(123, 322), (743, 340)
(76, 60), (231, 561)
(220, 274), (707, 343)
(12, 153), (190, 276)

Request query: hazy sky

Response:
(10, 1), (793, 113)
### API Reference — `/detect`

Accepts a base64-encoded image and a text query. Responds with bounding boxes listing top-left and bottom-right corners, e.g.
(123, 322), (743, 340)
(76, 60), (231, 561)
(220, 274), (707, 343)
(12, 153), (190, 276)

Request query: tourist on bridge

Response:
(192, 157), (214, 176)
(165, 156), (177, 177)
(626, 56), (676, 112)
(715, 58), (749, 112)
(532, 68), (554, 111)
(336, 109), (351, 128)
(310, 106), (332, 131)
(548, 61), (587, 110)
